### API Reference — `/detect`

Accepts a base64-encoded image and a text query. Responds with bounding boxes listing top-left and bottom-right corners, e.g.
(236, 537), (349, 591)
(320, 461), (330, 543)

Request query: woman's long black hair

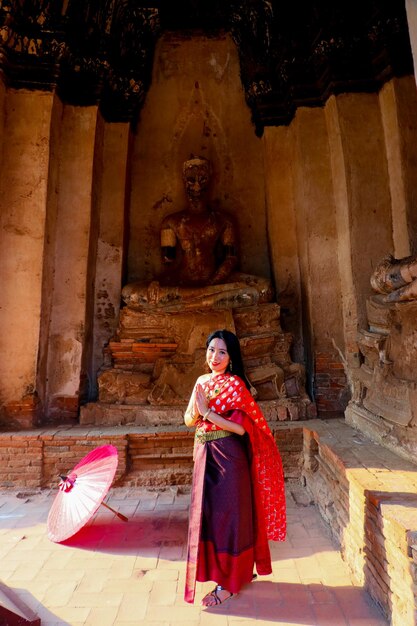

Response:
(206, 329), (251, 390)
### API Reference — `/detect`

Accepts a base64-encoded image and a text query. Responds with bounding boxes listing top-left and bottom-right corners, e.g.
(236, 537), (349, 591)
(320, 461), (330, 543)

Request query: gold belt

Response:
(195, 429), (233, 444)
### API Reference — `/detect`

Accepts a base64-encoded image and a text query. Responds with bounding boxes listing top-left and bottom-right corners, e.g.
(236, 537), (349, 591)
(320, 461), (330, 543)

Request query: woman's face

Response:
(206, 338), (230, 375)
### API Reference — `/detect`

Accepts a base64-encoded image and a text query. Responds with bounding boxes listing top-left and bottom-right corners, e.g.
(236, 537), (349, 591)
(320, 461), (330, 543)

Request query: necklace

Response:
(206, 373), (227, 400)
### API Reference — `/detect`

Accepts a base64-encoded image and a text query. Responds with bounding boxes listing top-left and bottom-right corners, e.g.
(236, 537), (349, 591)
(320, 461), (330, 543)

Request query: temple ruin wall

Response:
(0, 35), (417, 441)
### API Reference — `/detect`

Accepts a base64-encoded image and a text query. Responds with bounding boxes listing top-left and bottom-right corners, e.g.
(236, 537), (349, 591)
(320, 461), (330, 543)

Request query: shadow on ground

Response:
(60, 512), (188, 555)
(203, 579), (386, 624)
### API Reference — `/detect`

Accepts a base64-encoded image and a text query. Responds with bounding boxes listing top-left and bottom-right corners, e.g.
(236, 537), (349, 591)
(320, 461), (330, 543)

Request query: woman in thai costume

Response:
(184, 329), (286, 607)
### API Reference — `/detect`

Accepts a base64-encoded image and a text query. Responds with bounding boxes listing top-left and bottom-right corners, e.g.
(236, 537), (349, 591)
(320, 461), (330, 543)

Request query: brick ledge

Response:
(301, 418), (417, 625)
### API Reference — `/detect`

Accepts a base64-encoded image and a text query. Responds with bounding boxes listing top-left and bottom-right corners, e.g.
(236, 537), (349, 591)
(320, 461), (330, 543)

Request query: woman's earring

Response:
(229, 360), (233, 372)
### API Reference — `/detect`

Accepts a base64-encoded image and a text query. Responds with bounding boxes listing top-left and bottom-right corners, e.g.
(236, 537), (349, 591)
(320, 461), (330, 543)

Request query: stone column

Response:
(325, 93), (394, 365)
(406, 0), (417, 82)
(0, 89), (55, 427)
(291, 107), (346, 414)
(263, 125), (303, 363)
(44, 104), (98, 420)
(87, 115), (130, 398)
(0, 77), (5, 171)
(392, 7), (417, 254)
(36, 95), (63, 417)
(379, 76), (417, 256)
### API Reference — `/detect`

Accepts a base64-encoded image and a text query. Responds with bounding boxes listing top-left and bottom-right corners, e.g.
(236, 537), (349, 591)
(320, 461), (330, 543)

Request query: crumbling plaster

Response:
(0, 38), (416, 435)
(127, 33), (269, 285)
(0, 88), (54, 413)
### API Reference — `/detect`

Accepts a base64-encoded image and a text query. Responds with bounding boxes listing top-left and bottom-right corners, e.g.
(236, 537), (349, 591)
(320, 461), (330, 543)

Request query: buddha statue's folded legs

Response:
(121, 273), (274, 312)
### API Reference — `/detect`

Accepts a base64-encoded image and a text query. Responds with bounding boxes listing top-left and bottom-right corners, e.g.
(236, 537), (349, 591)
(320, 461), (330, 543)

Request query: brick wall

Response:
(0, 431), (128, 489)
(48, 396), (79, 421)
(41, 434), (128, 487)
(126, 432), (195, 486)
(0, 434), (43, 487)
(314, 351), (348, 416)
(274, 425), (303, 479)
(0, 424), (304, 490)
(302, 421), (417, 626)
(0, 395), (41, 429)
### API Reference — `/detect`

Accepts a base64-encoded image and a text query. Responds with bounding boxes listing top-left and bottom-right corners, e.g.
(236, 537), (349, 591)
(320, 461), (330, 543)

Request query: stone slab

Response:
(80, 397), (315, 426)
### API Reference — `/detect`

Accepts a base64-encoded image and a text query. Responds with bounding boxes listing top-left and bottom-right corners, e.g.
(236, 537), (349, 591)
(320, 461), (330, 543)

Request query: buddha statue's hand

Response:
(207, 255), (238, 285)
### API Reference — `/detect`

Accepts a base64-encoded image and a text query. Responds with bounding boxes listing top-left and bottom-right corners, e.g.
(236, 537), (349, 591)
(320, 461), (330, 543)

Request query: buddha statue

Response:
(121, 156), (273, 311)
(98, 156), (313, 415)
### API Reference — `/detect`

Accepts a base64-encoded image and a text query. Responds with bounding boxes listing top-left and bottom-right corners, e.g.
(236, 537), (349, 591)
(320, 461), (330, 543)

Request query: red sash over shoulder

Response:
(201, 373), (286, 542)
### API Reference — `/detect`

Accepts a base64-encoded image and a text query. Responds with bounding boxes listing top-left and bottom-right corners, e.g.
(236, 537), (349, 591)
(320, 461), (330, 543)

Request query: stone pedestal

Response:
(346, 297), (417, 463)
(80, 301), (315, 425)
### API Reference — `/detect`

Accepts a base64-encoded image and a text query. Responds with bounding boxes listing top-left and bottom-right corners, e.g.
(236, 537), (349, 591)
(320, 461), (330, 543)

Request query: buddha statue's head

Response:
(182, 156), (211, 200)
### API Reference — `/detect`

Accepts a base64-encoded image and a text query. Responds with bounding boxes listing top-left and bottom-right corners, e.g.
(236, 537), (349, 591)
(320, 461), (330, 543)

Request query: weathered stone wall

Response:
(380, 77), (417, 257)
(127, 32), (269, 285)
(264, 76), (417, 417)
(37, 95), (64, 419)
(0, 41), (416, 427)
(0, 76), (5, 173)
(0, 89), (55, 427)
(43, 105), (98, 420)
(263, 125), (303, 364)
(346, 297), (417, 466)
(263, 115), (347, 416)
(88, 115), (130, 399)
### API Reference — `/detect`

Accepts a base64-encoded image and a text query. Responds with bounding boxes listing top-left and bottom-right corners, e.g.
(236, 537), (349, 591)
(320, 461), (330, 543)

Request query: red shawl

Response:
(200, 372), (286, 542)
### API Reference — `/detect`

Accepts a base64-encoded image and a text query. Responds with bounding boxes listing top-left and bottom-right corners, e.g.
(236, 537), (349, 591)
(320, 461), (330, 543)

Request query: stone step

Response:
(79, 402), (186, 426)
(79, 398), (316, 427)
(120, 467), (193, 487)
(0, 420), (305, 489)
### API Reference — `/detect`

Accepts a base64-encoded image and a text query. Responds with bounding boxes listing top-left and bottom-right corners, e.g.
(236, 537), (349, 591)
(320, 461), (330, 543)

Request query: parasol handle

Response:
(100, 501), (129, 522)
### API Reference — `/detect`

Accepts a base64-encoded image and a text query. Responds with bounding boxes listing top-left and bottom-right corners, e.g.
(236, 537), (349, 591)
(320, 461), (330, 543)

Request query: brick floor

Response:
(0, 483), (388, 626)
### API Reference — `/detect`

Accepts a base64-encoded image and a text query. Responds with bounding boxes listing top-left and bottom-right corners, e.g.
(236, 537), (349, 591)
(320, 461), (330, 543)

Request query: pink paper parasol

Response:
(47, 444), (127, 543)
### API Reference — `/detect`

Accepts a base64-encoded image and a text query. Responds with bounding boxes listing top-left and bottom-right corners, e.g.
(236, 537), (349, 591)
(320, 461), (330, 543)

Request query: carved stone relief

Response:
(349, 254), (417, 432)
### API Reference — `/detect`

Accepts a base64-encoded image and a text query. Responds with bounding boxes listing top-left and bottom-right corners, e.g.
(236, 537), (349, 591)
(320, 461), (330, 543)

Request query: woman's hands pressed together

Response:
(193, 382), (245, 436)
(194, 383), (209, 418)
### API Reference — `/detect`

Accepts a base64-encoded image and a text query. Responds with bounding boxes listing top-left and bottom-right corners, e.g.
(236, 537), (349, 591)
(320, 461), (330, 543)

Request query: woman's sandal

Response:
(202, 575), (256, 607)
(202, 584), (234, 607)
